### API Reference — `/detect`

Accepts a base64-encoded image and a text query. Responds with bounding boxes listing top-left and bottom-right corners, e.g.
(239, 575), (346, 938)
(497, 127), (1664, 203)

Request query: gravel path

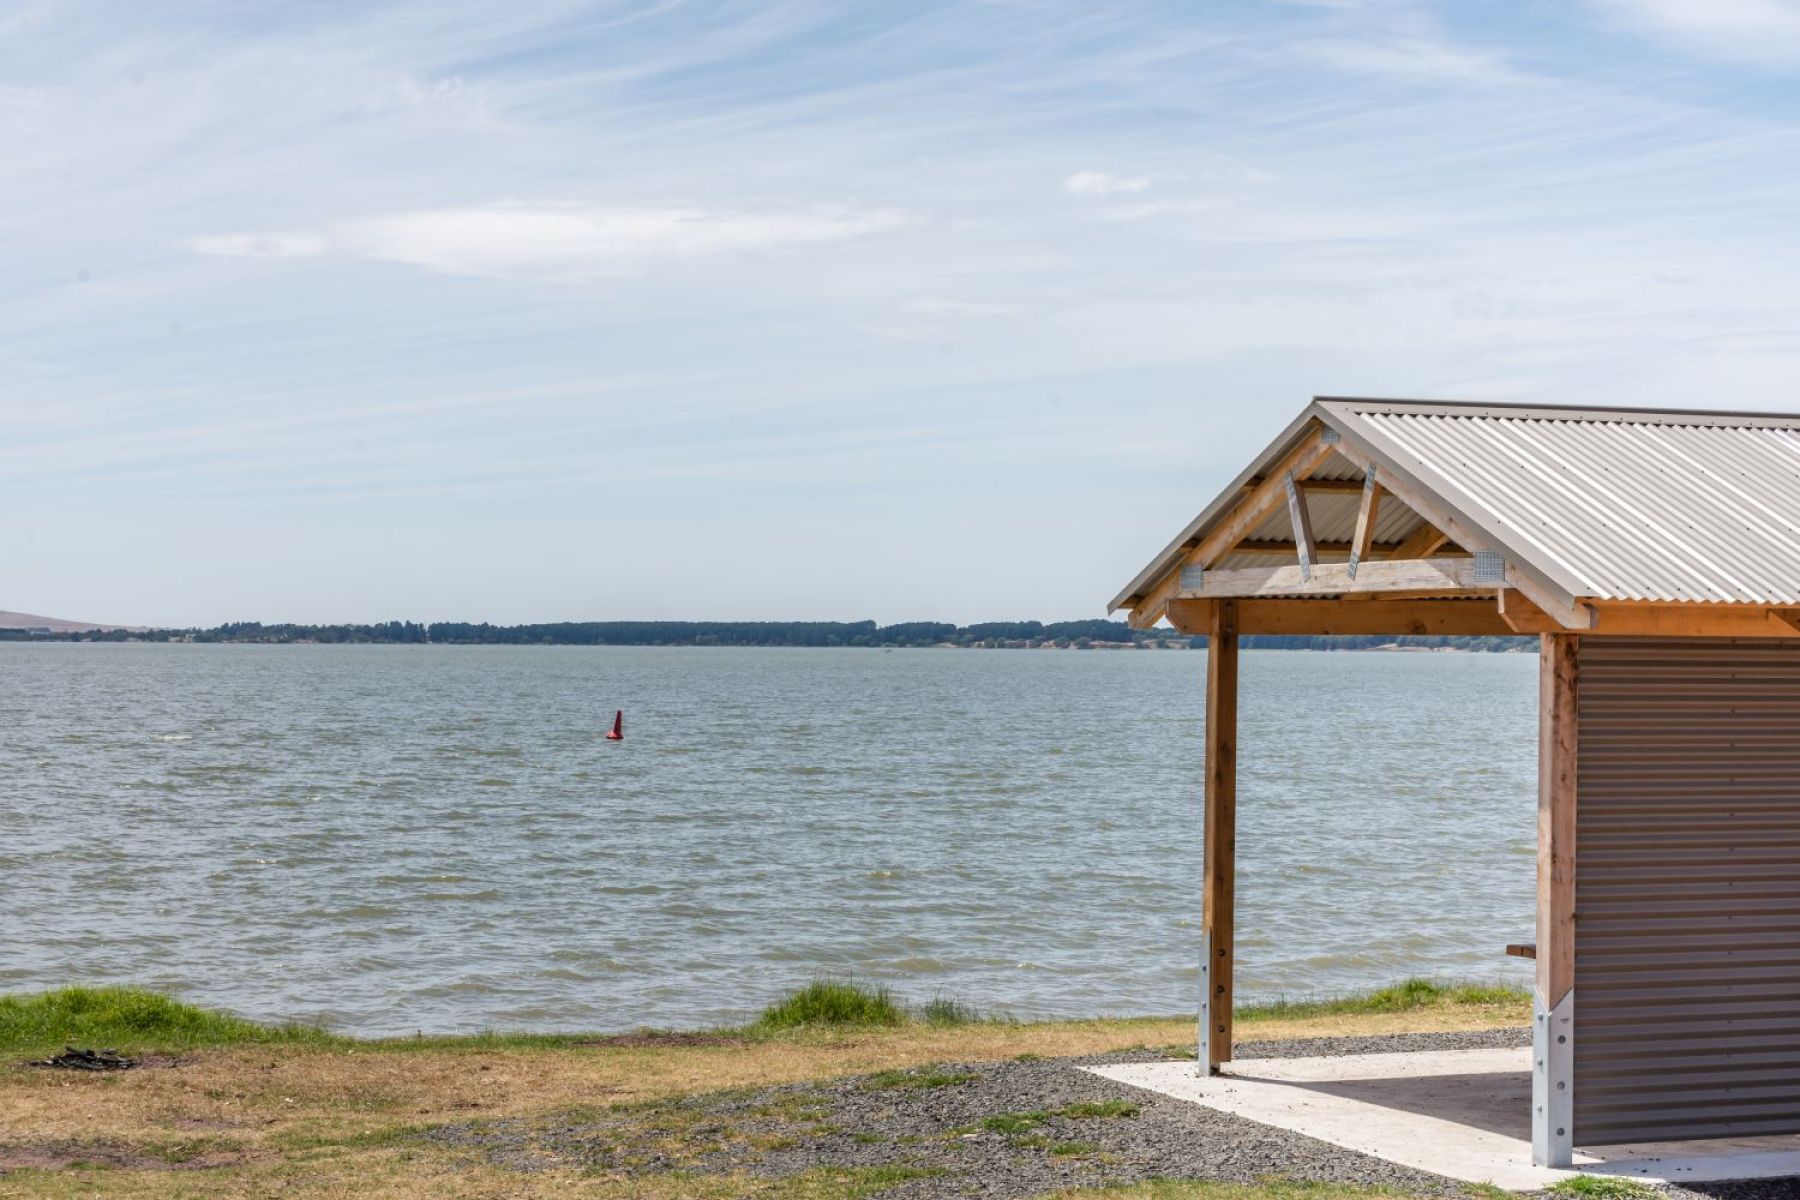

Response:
(424, 1027), (1800, 1199)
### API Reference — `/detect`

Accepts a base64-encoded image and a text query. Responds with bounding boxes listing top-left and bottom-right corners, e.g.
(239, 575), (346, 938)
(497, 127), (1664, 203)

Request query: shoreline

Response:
(0, 638), (1528, 652)
(0, 981), (1533, 1198)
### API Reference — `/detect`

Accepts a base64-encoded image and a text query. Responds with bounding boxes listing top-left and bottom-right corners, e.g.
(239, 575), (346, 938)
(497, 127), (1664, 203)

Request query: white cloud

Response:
(189, 232), (329, 258)
(190, 203), (911, 278)
(1062, 171), (1152, 197)
(899, 296), (1019, 318)
(1592, 0), (1800, 62)
(1297, 37), (1525, 84)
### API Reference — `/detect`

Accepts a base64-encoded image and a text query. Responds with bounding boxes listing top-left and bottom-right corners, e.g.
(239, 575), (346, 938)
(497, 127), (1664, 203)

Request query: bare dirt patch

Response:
(0, 1138), (250, 1173)
(580, 1031), (752, 1050)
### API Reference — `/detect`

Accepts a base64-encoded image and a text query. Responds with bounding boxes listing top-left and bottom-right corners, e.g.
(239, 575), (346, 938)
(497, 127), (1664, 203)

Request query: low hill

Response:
(0, 610), (143, 633)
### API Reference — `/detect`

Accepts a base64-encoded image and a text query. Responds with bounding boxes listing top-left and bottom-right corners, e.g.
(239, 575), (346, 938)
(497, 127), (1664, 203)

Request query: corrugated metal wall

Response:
(1576, 637), (1800, 1145)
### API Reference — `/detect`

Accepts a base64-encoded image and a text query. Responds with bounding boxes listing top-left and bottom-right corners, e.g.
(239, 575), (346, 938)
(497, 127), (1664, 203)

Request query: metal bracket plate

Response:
(1532, 988), (1575, 1167)
(1197, 928), (1212, 1076)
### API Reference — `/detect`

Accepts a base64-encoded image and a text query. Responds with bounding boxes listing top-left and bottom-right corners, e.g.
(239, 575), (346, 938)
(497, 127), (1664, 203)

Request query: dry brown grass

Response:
(0, 999), (1526, 1198)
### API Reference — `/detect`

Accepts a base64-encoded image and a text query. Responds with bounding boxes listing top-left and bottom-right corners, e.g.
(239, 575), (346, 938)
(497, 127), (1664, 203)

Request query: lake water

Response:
(0, 644), (1537, 1037)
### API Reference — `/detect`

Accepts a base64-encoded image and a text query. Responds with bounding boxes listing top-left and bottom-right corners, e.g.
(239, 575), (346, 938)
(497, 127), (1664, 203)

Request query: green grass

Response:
(863, 1067), (977, 1090)
(755, 980), (907, 1030)
(1547, 1176), (1661, 1200)
(0, 986), (339, 1057)
(919, 996), (988, 1025)
(0, 976), (1523, 1062)
(1050, 1140), (1103, 1156)
(1060, 1098), (1139, 1119)
(1236, 978), (1527, 1021)
(981, 1110), (1051, 1134)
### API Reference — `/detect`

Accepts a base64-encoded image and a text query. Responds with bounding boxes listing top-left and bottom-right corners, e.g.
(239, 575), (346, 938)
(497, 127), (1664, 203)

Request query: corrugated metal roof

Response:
(1327, 400), (1800, 605)
(1112, 397), (1800, 613)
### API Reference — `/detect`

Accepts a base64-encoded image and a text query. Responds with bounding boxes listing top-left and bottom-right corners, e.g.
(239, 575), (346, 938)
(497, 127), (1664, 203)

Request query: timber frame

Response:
(1112, 411), (1800, 642)
(1113, 397), (1800, 1169)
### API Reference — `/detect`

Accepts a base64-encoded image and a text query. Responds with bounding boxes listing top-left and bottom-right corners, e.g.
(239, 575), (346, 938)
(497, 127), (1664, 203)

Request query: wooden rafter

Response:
(1284, 472), (1318, 580)
(1390, 521), (1449, 560)
(1348, 469), (1382, 579)
(1125, 424), (1336, 628)
(1498, 589), (1553, 633)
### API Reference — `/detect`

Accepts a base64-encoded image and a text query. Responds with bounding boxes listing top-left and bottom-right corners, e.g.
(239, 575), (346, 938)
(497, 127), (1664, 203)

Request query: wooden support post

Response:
(1200, 599), (1239, 1075)
(1533, 633), (1578, 1167)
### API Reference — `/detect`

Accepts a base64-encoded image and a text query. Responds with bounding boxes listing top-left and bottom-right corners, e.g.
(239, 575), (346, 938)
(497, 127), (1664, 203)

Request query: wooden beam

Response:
(1230, 539), (1471, 559)
(1391, 521), (1449, 560)
(1342, 517), (1444, 603)
(1166, 597), (1518, 636)
(1178, 557), (1485, 600)
(1348, 470), (1383, 580)
(1126, 424), (1337, 628)
(1201, 598), (1239, 1074)
(1499, 589), (1566, 634)
(1241, 477), (1365, 495)
(1166, 596), (1800, 639)
(1284, 472), (1318, 581)
(1587, 603), (1800, 638)
(1234, 539), (1356, 556)
(1534, 633), (1577, 1168)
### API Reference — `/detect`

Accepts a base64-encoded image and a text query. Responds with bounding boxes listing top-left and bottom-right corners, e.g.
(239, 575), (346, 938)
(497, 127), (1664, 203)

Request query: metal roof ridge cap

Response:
(1314, 395), (1800, 427)
(1322, 407), (1595, 609)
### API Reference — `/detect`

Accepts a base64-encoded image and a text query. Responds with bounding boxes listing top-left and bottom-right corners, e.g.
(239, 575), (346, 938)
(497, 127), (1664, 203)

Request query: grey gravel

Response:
(423, 1027), (1799, 1199)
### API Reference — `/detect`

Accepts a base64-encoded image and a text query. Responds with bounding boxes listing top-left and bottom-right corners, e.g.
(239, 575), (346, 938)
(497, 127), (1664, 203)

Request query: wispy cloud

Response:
(189, 232), (330, 259)
(1062, 171), (1152, 197)
(1590, 0), (1800, 63)
(191, 203), (911, 278)
(8, 1), (1800, 623)
(1295, 35), (1528, 84)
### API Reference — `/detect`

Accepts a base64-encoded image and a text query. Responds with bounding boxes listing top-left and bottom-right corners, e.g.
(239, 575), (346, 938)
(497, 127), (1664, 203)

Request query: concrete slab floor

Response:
(1087, 1047), (1800, 1192)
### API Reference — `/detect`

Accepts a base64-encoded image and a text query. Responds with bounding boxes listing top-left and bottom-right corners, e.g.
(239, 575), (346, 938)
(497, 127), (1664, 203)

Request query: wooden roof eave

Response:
(1107, 404), (1333, 622)
(1114, 400), (1599, 632)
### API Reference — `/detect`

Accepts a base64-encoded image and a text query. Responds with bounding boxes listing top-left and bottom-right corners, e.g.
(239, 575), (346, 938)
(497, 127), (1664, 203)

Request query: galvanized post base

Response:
(1532, 988), (1575, 1167)
(1197, 929), (1212, 1076)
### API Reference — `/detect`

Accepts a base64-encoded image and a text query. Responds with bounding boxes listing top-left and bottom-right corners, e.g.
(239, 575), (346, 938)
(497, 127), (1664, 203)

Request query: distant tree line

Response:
(7, 619), (1529, 652)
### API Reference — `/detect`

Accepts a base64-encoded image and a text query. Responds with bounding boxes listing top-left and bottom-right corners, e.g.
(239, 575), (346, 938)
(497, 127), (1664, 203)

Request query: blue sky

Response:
(7, 0), (1800, 626)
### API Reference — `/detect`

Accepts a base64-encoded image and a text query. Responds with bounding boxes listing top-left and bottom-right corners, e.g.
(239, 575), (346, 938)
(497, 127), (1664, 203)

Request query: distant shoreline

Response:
(3, 617), (1530, 653)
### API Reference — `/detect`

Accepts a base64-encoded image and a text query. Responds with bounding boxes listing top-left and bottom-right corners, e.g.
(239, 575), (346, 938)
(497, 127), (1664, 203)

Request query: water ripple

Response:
(0, 643), (1536, 1035)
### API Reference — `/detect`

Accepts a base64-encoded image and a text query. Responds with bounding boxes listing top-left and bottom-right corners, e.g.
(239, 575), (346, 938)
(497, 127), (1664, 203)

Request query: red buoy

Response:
(605, 710), (624, 740)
